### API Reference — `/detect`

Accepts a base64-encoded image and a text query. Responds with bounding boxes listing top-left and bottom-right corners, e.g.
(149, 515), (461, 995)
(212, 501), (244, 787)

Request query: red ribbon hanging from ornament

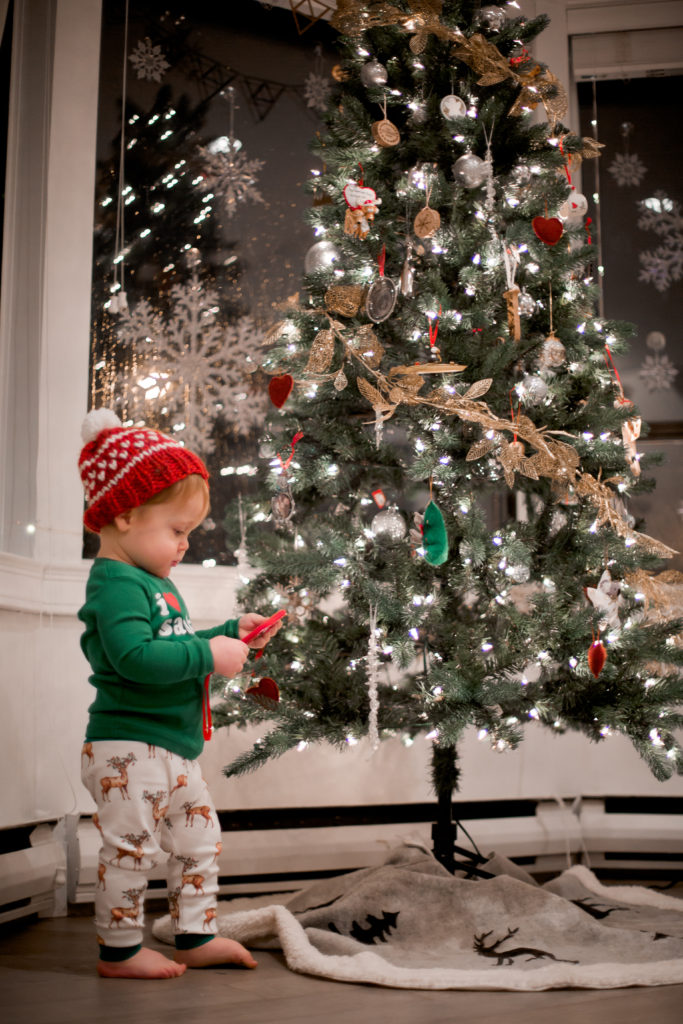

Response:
(427, 306), (441, 350)
(558, 138), (572, 184)
(202, 674), (213, 740)
(603, 344), (625, 401)
(584, 216), (592, 245)
(276, 430), (304, 474)
(378, 243), (386, 277)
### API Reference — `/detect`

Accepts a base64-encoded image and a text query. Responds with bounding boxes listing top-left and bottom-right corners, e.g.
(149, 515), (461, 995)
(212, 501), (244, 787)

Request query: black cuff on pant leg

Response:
(99, 943), (143, 962)
(175, 934), (214, 950)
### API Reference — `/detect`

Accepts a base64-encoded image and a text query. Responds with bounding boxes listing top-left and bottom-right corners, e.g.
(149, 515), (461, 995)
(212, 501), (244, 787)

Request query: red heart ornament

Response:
(587, 639), (607, 679)
(532, 216), (564, 246)
(268, 374), (294, 409)
(246, 677), (280, 708)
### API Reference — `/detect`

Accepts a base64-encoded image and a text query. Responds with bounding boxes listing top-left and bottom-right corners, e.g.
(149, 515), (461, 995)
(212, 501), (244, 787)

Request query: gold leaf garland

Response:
(269, 297), (675, 562)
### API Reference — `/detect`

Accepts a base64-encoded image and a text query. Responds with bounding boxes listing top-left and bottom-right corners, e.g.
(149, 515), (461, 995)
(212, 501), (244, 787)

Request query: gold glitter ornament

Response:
(331, 0), (445, 37)
(305, 328), (336, 373)
(350, 325), (384, 368)
(325, 284), (364, 317)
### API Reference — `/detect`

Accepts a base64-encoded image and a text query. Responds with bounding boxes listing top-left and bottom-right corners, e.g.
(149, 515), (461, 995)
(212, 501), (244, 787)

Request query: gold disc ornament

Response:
(371, 118), (400, 147)
(414, 205), (440, 238)
(371, 98), (400, 148)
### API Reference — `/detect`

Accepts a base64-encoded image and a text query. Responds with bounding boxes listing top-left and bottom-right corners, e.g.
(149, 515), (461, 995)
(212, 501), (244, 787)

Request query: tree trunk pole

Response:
(430, 743), (460, 873)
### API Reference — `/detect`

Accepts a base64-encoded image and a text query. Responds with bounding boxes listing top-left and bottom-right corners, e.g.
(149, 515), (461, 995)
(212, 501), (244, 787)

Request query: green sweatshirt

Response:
(78, 558), (240, 759)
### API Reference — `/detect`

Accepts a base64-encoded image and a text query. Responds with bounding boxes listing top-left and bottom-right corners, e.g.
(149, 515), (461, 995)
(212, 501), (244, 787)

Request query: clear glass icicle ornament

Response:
(366, 603), (381, 753)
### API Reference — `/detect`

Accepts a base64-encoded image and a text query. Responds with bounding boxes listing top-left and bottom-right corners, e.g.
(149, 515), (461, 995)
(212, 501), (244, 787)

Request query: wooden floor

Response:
(1, 911), (683, 1024)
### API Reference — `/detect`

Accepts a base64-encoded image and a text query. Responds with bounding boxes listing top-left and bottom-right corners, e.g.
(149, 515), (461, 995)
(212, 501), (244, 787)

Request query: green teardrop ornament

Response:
(423, 500), (449, 566)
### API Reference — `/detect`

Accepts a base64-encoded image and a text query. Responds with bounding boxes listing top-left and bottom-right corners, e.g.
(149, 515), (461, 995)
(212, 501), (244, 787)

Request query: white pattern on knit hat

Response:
(83, 439), (183, 505)
(79, 428), (175, 475)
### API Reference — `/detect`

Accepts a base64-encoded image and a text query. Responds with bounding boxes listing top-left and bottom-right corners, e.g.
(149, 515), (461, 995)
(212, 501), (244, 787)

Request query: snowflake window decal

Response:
(607, 152), (647, 188)
(637, 191), (683, 293)
(114, 255), (268, 452)
(638, 330), (679, 392)
(639, 353), (679, 392)
(129, 37), (170, 83)
(304, 72), (331, 114)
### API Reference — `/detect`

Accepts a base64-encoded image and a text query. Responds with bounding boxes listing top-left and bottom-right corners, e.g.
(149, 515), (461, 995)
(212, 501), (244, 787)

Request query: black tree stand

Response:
(430, 743), (489, 876)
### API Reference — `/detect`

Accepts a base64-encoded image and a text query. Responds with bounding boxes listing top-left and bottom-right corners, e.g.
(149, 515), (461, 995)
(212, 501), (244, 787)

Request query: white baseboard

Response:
(0, 823), (66, 924)
(69, 798), (683, 905)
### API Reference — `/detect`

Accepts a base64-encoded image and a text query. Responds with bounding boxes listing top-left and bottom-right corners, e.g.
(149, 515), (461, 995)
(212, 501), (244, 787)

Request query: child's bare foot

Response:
(97, 946), (187, 979)
(173, 936), (257, 969)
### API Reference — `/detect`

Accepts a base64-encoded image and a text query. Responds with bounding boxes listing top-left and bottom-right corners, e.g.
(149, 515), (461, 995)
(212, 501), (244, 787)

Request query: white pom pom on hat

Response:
(81, 408), (122, 445)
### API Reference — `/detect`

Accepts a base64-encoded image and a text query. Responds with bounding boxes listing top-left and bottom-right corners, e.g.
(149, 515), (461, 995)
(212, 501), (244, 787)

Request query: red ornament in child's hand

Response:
(532, 216), (564, 245)
(268, 374), (294, 409)
(246, 677), (280, 708)
(587, 639), (607, 679)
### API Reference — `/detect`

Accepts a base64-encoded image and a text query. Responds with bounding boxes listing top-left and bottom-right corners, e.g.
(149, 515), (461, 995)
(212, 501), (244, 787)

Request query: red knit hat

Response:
(79, 409), (209, 533)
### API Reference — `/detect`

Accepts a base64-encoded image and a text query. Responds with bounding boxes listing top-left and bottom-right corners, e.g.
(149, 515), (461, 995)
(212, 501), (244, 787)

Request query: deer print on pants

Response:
(99, 753), (136, 801)
(142, 789), (171, 831)
(82, 740), (220, 949)
(183, 801), (213, 828)
(110, 886), (145, 928)
(111, 831), (151, 870)
(177, 855), (206, 895)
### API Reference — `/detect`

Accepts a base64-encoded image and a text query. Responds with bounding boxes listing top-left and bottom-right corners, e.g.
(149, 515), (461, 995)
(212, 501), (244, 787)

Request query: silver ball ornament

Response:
(360, 59), (388, 87)
(518, 291), (536, 316)
(511, 163), (532, 187)
(517, 374), (548, 405)
(506, 563), (530, 583)
(304, 239), (340, 274)
(452, 153), (488, 188)
(371, 506), (407, 542)
(479, 5), (506, 31)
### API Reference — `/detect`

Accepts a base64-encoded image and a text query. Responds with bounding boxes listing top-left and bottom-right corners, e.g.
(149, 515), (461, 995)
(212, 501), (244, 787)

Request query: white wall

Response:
(0, 0), (681, 838)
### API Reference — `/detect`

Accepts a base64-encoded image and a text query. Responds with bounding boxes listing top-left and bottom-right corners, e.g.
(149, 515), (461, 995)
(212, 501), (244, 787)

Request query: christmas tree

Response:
(213, 0), (683, 868)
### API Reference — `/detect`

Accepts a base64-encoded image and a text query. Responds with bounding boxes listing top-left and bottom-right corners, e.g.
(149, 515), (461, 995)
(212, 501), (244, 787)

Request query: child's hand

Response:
(209, 636), (249, 678)
(239, 612), (285, 649)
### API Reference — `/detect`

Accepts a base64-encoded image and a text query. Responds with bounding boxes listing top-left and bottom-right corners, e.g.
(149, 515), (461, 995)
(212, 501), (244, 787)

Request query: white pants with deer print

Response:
(81, 739), (221, 951)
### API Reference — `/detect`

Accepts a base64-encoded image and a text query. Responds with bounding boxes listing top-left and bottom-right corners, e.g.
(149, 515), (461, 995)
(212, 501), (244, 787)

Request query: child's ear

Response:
(113, 509), (134, 532)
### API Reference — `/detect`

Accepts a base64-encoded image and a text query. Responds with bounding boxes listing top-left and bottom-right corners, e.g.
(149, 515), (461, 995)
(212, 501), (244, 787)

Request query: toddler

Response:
(78, 409), (281, 978)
